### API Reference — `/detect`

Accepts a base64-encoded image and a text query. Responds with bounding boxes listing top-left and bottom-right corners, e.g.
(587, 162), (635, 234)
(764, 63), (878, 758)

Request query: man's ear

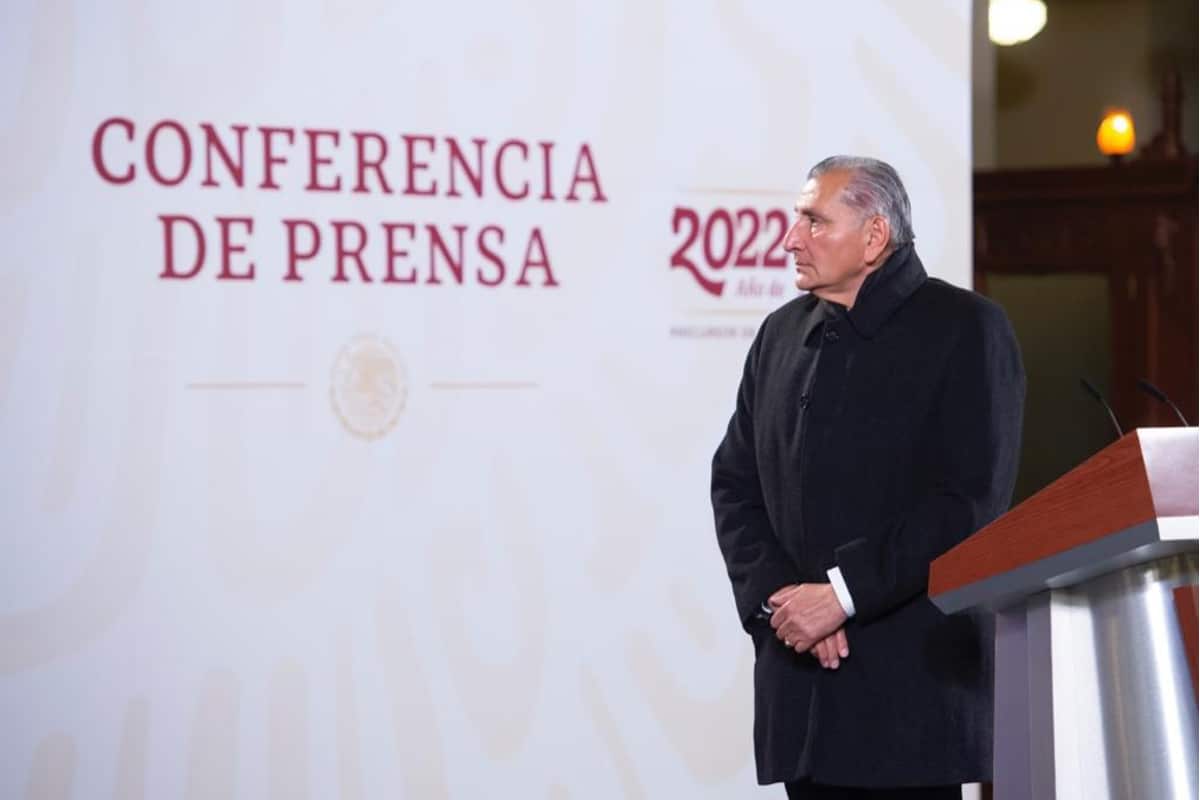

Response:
(863, 215), (892, 265)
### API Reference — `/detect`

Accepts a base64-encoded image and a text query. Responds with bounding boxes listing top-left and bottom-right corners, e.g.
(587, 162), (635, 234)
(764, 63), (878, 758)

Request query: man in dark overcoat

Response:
(711, 156), (1025, 799)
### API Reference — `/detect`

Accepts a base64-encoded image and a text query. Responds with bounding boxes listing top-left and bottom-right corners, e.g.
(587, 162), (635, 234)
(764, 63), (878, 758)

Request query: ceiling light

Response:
(989, 0), (1047, 46)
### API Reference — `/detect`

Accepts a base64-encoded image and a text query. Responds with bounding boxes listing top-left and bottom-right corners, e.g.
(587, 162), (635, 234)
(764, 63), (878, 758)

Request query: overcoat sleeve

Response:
(712, 319), (802, 631)
(835, 299), (1025, 622)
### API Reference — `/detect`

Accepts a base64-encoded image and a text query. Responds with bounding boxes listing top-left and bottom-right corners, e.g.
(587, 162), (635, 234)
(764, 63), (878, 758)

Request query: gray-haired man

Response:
(712, 156), (1025, 798)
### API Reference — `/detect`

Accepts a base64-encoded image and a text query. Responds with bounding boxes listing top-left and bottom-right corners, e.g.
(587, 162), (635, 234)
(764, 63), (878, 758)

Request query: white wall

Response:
(0, 2), (973, 796)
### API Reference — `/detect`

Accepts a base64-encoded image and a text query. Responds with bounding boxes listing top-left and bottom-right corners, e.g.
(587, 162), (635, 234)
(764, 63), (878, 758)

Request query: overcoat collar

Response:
(832, 243), (928, 340)
(797, 295), (831, 345)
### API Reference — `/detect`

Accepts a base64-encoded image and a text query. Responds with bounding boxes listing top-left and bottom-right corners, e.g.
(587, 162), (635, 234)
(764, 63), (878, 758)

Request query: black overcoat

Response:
(711, 244), (1025, 788)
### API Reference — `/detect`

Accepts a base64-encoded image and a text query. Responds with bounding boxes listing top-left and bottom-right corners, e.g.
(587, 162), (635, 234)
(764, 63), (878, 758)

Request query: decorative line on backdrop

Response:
(186, 382), (307, 390)
(680, 187), (795, 196)
(686, 309), (775, 317)
(429, 382), (539, 390)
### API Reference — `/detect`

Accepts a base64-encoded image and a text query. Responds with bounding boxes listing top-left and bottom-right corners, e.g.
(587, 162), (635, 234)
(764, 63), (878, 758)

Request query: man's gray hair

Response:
(808, 156), (914, 248)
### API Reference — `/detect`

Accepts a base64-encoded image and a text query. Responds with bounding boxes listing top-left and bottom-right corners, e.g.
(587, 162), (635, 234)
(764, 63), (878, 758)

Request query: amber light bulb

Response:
(1097, 109), (1136, 162)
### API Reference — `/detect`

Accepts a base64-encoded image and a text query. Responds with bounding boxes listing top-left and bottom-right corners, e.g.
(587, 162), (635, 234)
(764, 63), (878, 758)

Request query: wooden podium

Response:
(930, 428), (1198, 800)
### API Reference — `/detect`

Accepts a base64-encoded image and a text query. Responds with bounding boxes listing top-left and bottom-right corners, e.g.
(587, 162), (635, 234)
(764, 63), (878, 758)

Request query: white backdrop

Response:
(1, 2), (972, 797)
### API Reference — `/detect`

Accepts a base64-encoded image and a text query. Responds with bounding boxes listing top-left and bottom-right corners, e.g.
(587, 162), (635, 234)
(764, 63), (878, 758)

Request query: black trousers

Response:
(784, 782), (961, 800)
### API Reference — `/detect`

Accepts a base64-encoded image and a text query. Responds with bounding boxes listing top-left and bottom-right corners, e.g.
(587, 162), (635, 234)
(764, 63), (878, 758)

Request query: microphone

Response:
(1137, 378), (1190, 426)
(1079, 378), (1123, 439)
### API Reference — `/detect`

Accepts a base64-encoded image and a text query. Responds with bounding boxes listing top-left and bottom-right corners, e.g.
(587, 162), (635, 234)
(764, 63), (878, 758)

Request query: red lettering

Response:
(403, 135), (437, 196)
(425, 224), (466, 285)
(158, 215), (206, 279)
(145, 120), (192, 186)
(201, 123), (246, 187)
(216, 217), (255, 280)
(495, 139), (530, 200)
(670, 206), (722, 296)
(259, 126), (294, 190)
(538, 141), (554, 201)
(382, 223), (417, 283)
(92, 117), (135, 184)
(282, 219), (321, 282)
(446, 137), (485, 198)
(332, 220), (372, 282)
(515, 228), (557, 286)
(477, 225), (506, 286)
(304, 129), (342, 192)
(352, 132), (392, 194)
(566, 143), (606, 202)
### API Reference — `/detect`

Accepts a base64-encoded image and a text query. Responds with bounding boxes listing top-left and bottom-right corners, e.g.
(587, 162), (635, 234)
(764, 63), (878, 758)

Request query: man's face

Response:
(784, 170), (874, 303)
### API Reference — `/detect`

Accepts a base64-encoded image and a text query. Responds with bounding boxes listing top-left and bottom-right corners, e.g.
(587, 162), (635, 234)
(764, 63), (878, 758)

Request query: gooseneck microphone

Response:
(1136, 378), (1190, 426)
(1079, 378), (1123, 439)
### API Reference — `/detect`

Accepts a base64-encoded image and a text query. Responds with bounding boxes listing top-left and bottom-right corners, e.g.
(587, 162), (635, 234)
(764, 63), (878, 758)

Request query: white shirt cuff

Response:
(826, 567), (856, 618)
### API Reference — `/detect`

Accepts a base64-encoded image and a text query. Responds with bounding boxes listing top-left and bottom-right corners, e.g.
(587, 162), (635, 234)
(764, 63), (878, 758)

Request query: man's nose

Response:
(784, 220), (806, 252)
